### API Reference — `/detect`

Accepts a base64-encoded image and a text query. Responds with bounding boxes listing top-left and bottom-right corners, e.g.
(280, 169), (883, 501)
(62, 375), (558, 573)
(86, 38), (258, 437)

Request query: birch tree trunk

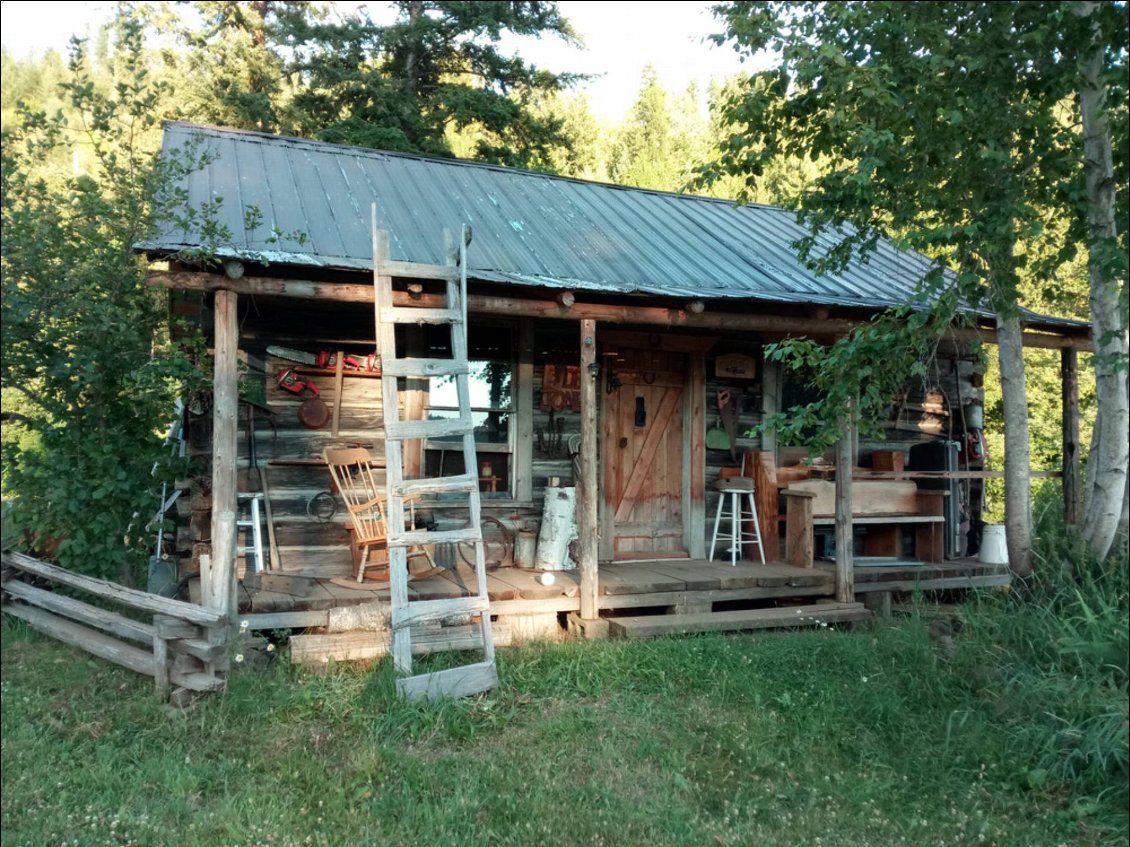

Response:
(1076, 1), (1130, 561)
(997, 313), (1033, 577)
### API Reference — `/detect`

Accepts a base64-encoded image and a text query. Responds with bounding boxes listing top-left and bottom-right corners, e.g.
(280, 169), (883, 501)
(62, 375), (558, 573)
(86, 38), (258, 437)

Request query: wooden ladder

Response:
(372, 206), (498, 701)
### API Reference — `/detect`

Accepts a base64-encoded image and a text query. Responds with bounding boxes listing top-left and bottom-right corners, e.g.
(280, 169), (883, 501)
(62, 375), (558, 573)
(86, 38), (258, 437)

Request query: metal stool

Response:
(237, 492), (266, 574)
(709, 477), (765, 565)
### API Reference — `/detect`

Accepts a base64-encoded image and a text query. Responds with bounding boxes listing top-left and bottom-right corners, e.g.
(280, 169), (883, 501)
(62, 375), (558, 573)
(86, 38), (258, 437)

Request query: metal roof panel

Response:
(145, 122), (1086, 331)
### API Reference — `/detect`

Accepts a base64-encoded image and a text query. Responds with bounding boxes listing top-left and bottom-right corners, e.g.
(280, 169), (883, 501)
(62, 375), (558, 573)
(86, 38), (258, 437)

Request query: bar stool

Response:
(709, 477), (765, 565)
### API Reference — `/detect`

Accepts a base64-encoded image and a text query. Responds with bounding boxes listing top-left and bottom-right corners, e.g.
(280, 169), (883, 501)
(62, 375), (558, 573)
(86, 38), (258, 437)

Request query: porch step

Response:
(607, 602), (871, 639)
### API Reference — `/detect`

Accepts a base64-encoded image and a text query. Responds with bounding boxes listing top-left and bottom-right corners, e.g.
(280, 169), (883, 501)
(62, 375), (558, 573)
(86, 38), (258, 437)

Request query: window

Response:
(422, 322), (516, 498)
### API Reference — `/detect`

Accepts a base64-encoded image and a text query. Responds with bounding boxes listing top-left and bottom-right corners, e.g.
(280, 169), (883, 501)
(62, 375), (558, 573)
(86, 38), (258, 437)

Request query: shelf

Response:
(291, 366), (382, 379)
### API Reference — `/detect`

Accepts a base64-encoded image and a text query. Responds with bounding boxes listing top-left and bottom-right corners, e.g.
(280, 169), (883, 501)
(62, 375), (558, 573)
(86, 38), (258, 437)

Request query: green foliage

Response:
(0, 47), (69, 130)
(756, 296), (963, 453)
(0, 18), (210, 581)
(172, 1), (301, 132)
(171, 1), (584, 169)
(708, 1), (1128, 450)
(954, 492), (1129, 802)
(607, 67), (708, 191)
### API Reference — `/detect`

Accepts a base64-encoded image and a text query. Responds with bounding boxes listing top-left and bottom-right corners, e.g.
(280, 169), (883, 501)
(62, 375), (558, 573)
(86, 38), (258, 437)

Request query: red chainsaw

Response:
(275, 367), (328, 429)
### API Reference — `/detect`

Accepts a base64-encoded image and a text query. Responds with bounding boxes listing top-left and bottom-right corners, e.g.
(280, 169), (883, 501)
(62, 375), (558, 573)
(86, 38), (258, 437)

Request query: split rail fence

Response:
(1, 550), (228, 704)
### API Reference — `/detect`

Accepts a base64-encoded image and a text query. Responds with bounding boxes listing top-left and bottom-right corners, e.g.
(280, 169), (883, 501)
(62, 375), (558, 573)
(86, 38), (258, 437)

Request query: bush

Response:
(954, 492), (1129, 812)
(1, 20), (211, 581)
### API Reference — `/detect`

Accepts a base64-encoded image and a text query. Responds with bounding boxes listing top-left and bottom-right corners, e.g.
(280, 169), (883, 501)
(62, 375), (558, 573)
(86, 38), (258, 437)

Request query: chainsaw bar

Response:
(267, 345), (318, 365)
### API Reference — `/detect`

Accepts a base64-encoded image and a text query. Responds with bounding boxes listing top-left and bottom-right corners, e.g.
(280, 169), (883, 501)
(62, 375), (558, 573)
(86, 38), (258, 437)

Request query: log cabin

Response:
(142, 122), (1091, 655)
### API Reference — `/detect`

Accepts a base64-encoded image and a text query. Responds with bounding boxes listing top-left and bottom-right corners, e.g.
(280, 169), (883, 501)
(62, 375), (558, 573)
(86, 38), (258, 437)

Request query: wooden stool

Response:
(709, 477), (765, 565)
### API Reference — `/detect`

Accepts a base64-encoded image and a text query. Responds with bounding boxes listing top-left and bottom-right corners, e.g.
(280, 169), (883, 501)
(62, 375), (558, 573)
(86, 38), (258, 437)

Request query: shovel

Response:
(717, 390), (740, 464)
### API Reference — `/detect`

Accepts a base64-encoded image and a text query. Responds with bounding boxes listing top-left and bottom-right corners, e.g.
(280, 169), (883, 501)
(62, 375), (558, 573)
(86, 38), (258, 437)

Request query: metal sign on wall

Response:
(715, 353), (757, 380)
(541, 360), (581, 411)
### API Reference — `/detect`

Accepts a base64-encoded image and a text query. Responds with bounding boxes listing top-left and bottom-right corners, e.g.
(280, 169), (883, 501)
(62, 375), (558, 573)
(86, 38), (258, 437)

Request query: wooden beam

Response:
(3, 602), (156, 677)
(1061, 348), (1081, 525)
(1, 551), (224, 626)
(208, 289), (239, 621)
(578, 319), (600, 620)
(834, 410), (855, 604)
(2, 579), (155, 644)
(151, 272), (1091, 350)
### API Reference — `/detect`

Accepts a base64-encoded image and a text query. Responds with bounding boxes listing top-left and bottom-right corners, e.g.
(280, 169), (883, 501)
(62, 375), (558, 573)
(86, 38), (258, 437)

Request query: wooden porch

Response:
(235, 557), (1011, 633)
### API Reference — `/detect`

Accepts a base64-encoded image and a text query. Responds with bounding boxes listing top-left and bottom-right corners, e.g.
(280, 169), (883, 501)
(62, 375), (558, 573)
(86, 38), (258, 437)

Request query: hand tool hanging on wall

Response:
(268, 345), (380, 372)
(717, 390), (739, 464)
(276, 367), (329, 429)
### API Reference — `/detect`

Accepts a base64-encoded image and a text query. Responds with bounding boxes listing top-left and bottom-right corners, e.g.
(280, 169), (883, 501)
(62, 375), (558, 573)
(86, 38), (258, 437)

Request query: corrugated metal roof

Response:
(145, 122), (1084, 328)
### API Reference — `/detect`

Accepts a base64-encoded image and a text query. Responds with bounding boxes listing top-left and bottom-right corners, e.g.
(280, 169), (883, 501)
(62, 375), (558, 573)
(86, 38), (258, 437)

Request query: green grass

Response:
(3, 592), (1126, 847)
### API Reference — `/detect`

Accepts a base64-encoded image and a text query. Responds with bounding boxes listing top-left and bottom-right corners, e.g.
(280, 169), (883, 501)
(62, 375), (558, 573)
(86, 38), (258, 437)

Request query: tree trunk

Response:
(997, 313), (1033, 577)
(1076, 1), (1130, 562)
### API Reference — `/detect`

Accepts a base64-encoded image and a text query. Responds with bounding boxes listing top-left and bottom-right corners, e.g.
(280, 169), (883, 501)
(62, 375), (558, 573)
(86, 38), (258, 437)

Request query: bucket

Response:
(979, 524), (1008, 565)
(515, 529), (537, 569)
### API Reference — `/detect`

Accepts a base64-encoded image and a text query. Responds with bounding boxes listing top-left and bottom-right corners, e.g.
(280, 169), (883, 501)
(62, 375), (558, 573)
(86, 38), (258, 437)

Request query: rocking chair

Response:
(323, 447), (437, 582)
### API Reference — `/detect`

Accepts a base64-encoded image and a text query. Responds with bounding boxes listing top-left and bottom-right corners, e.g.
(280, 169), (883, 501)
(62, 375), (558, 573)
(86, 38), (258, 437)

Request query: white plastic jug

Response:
(980, 524), (1008, 565)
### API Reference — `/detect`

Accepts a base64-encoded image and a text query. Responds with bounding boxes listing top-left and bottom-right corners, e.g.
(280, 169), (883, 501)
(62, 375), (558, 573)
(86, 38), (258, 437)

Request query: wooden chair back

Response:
(323, 447), (387, 546)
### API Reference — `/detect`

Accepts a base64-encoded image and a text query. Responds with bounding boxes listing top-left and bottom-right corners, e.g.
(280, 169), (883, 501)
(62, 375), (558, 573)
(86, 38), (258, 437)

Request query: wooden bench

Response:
(782, 479), (946, 568)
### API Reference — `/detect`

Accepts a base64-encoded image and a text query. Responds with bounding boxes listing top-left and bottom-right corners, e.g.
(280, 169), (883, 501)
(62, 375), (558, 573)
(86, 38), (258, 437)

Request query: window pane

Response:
(429, 361), (512, 410)
(427, 409), (510, 444)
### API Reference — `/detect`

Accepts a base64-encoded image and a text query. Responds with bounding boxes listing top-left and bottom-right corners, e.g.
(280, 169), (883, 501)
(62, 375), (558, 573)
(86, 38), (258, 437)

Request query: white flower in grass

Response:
(266, 643), (276, 653)
(234, 653), (244, 664)
(240, 620), (249, 631)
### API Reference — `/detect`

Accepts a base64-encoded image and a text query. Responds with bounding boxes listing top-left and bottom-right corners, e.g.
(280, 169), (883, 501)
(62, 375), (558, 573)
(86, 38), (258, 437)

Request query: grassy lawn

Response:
(2, 604), (1125, 847)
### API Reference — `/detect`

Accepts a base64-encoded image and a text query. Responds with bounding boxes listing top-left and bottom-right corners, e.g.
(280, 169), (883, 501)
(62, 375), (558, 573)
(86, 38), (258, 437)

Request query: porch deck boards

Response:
(241, 560), (829, 613)
(237, 557), (1009, 620)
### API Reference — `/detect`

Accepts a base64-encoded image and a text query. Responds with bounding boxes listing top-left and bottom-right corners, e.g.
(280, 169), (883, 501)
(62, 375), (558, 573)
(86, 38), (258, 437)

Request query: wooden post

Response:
(760, 358), (780, 460)
(834, 408), (854, 604)
(207, 289), (239, 621)
(515, 319), (535, 503)
(331, 351), (344, 437)
(784, 490), (815, 568)
(578, 319), (599, 620)
(684, 352), (706, 558)
(152, 632), (170, 700)
(1061, 348), (1081, 525)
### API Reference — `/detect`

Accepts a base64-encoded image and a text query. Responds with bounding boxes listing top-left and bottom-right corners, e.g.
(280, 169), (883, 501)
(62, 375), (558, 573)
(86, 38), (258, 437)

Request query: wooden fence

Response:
(1, 550), (228, 704)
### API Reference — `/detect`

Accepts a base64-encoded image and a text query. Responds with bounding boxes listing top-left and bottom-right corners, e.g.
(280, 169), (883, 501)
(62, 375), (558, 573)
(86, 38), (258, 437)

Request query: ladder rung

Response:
(396, 660), (498, 701)
(394, 595), (490, 628)
(389, 527), (481, 547)
(380, 358), (469, 378)
(384, 306), (462, 325)
(392, 474), (479, 498)
(385, 416), (473, 441)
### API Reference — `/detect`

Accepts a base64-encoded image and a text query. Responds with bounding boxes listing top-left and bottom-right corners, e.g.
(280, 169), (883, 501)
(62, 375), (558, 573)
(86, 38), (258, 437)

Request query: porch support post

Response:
(834, 403), (855, 604)
(578, 319), (600, 619)
(1061, 348), (1081, 525)
(206, 289), (239, 622)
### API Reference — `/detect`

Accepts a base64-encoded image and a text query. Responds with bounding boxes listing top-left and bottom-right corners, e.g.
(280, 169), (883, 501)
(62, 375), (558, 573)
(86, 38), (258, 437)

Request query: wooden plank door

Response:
(602, 348), (688, 560)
